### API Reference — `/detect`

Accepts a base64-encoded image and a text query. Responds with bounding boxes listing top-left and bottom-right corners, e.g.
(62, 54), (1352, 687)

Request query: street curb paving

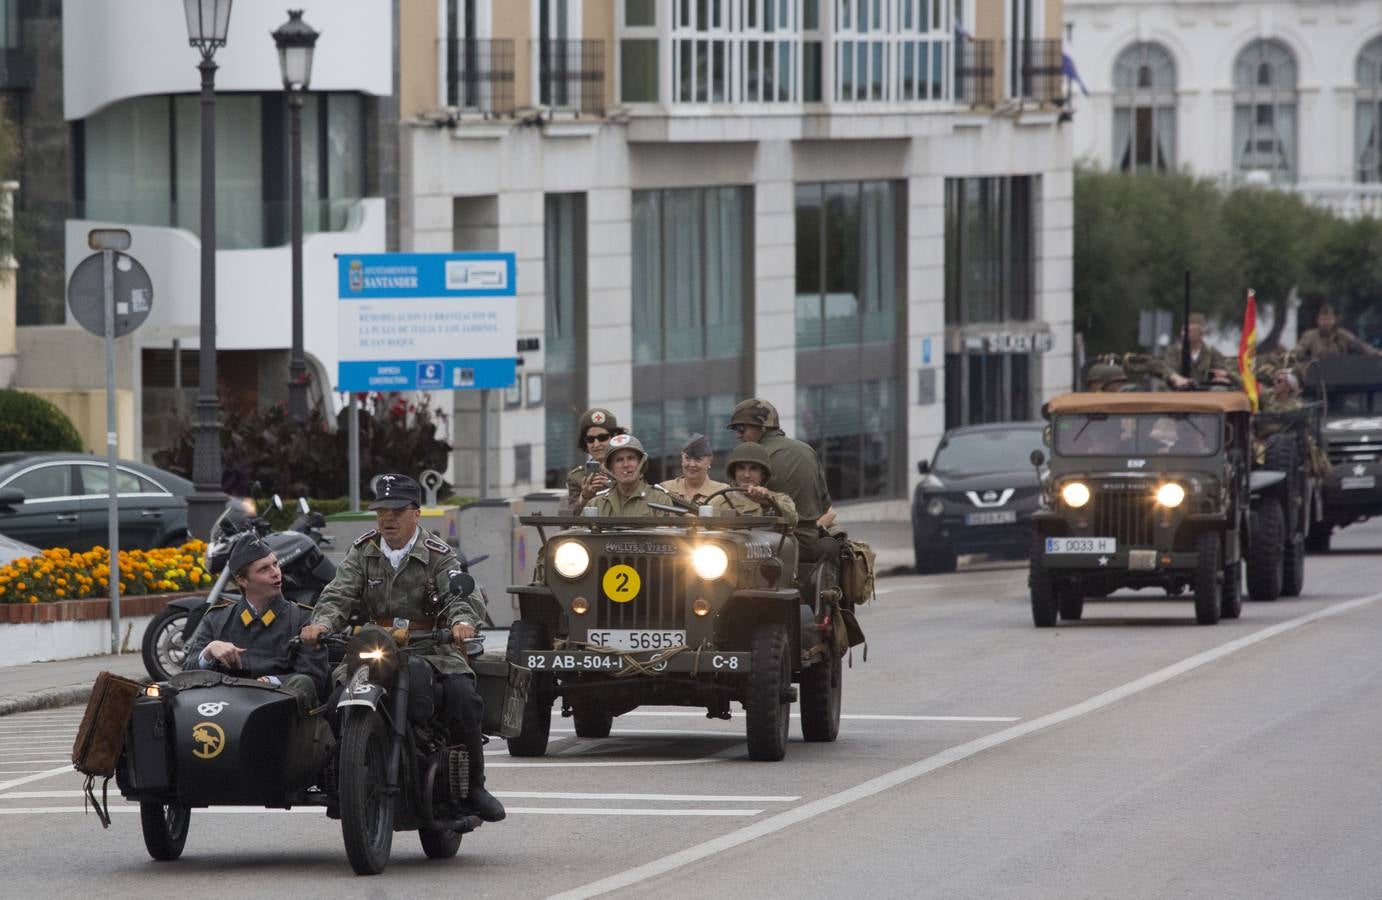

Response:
(0, 676), (152, 718)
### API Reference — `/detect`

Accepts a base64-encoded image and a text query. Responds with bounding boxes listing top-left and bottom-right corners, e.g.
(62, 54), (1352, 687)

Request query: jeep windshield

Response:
(933, 428), (1044, 476)
(1054, 413), (1220, 457)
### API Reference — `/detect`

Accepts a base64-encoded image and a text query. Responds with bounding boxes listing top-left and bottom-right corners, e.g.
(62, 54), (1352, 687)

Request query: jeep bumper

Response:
(516, 649), (751, 675)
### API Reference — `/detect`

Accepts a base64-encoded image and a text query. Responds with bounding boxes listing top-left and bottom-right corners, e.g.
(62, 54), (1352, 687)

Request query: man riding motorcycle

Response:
(299, 473), (506, 824)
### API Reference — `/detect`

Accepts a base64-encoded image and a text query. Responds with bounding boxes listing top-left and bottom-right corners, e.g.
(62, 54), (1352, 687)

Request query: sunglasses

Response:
(584, 432), (614, 445)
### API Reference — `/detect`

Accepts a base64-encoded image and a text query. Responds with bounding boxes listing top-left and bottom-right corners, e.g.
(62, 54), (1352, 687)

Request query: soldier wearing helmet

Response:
(1085, 362), (1130, 393)
(561, 407), (628, 515)
(587, 434), (676, 517)
(727, 398), (834, 558)
(710, 442), (799, 526)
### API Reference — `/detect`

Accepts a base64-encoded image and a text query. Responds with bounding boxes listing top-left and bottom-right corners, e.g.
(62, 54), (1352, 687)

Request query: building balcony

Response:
(1293, 183), (1382, 220)
(534, 39), (606, 117)
(440, 37), (516, 117)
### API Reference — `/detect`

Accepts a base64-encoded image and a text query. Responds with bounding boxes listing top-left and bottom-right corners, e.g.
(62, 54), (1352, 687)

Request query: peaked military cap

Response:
(370, 473), (422, 510)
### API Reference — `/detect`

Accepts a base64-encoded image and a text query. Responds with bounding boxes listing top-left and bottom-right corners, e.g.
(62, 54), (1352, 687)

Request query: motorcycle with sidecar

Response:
(114, 573), (530, 875)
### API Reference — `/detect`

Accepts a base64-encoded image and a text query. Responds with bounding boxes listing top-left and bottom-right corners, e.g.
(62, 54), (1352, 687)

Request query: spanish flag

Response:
(1239, 289), (1259, 411)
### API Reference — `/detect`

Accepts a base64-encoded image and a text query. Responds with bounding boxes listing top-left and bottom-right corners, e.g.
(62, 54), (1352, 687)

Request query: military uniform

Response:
(727, 399), (832, 560)
(563, 464), (611, 515)
(1154, 343), (1243, 387)
(711, 441), (799, 526)
(561, 407), (626, 515)
(185, 593), (328, 702)
(1294, 326), (1380, 361)
(658, 475), (729, 507)
(589, 481), (676, 517)
(311, 528), (486, 677)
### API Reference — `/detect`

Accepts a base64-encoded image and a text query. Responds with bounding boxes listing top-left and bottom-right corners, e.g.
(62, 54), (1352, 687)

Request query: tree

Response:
(1300, 215), (1382, 343)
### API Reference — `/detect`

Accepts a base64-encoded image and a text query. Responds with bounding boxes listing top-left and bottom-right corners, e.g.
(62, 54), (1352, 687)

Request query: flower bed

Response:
(0, 540), (211, 604)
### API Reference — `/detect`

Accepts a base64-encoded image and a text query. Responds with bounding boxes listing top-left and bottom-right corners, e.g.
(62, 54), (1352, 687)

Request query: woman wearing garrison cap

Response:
(658, 433), (729, 506)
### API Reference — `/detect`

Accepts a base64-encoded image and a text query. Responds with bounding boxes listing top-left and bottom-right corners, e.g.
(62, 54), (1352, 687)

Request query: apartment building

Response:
(402, 0), (1075, 507)
(1066, 0), (1382, 218)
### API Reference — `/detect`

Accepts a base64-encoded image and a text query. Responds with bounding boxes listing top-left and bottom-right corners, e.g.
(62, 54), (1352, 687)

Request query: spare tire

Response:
(1247, 499), (1285, 602)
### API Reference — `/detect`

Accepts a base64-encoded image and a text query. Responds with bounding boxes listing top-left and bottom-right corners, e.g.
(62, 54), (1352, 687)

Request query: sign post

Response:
(336, 253), (518, 499)
(67, 228), (151, 654)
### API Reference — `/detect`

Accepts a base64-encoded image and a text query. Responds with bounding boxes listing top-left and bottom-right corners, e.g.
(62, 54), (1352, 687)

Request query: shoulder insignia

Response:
(353, 529), (380, 548)
(423, 534), (451, 555)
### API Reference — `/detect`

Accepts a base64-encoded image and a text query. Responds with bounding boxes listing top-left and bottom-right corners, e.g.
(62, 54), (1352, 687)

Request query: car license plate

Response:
(586, 629), (687, 651)
(1045, 537), (1116, 554)
(1342, 476), (1376, 490)
(966, 510), (1018, 526)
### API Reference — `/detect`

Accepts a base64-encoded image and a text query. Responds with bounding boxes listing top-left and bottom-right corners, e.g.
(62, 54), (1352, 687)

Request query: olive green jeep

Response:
(504, 493), (859, 762)
(1030, 391), (1298, 626)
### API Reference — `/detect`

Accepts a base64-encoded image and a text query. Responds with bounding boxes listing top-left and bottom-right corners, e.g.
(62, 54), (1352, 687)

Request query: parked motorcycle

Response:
(141, 495), (335, 681)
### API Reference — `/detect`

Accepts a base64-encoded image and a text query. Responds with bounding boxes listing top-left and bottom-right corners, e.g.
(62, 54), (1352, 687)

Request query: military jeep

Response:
(1030, 392), (1293, 625)
(1300, 355), (1382, 551)
(504, 502), (853, 761)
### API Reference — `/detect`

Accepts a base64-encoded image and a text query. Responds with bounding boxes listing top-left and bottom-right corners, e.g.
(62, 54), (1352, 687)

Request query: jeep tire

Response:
(572, 703), (613, 739)
(746, 623), (792, 761)
(1281, 533), (1306, 597)
(914, 538), (958, 575)
(1194, 531), (1223, 625)
(1221, 558), (1243, 620)
(1247, 500), (1285, 602)
(1305, 520), (1332, 553)
(799, 652), (842, 742)
(1029, 534), (1059, 628)
(1058, 587), (1084, 622)
(505, 619), (553, 757)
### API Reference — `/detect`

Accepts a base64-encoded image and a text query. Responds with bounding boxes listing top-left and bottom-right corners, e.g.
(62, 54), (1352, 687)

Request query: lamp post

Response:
(183, 0), (233, 540)
(273, 10), (319, 424)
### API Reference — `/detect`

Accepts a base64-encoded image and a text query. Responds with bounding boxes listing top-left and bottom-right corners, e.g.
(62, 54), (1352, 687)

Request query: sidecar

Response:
(116, 672), (334, 859)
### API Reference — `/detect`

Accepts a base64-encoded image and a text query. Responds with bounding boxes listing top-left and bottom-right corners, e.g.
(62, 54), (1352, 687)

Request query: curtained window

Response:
(1357, 37), (1382, 182)
(1112, 42), (1176, 173)
(1232, 40), (1298, 183)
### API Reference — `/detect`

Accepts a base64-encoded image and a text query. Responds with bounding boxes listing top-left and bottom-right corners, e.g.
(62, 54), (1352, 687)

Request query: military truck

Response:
(503, 500), (860, 762)
(1029, 392), (1297, 625)
(1300, 355), (1382, 551)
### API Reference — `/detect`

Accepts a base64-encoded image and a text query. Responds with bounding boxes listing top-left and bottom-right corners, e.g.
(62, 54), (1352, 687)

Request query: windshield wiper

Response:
(1071, 414), (1106, 446)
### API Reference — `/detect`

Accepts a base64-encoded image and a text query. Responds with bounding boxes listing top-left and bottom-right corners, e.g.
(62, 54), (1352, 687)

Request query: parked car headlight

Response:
(552, 541), (591, 579)
(692, 544), (729, 580)
(1061, 482), (1091, 508)
(1155, 482), (1186, 508)
(926, 498), (945, 517)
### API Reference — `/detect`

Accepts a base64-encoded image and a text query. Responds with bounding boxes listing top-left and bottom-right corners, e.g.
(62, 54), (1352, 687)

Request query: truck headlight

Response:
(552, 541), (591, 579)
(1061, 482), (1091, 508)
(1156, 483), (1186, 508)
(692, 544), (729, 581)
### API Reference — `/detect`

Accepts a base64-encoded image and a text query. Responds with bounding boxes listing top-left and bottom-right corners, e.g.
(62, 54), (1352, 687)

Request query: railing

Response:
(956, 39), (997, 107)
(1017, 39), (1065, 104)
(1293, 183), (1382, 221)
(536, 38), (605, 116)
(441, 37), (516, 117)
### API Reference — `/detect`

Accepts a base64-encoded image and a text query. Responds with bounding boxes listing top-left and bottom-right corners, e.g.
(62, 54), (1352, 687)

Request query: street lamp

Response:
(183, 0), (233, 540)
(272, 9), (319, 424)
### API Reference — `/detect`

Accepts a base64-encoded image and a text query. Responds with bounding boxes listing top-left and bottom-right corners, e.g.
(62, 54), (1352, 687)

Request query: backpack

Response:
(72, 671), (143, 827)
(840, 538), (877, 605)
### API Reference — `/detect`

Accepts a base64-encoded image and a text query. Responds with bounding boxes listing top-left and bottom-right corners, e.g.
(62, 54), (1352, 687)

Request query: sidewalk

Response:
(837, 519), (913, 576)
(0, 652), (146, 717)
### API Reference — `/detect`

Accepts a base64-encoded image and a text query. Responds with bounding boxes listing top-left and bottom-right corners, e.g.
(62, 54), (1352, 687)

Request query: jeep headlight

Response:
(1061, 481), (1091, 508)
(1155, 482), (1186, 508)
(692, 544), (729, 581)
(552, 541), (591, 579)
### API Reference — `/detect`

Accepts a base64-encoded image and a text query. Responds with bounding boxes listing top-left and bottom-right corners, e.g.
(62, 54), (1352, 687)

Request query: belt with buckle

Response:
(374, 616), (438, 631)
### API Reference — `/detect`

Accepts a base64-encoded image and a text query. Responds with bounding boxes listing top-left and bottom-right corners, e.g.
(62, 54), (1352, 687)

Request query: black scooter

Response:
(141, 496), (336, 681)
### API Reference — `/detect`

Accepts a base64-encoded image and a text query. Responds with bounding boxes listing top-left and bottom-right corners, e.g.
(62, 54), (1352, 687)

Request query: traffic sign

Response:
(66, 251), (153, 338)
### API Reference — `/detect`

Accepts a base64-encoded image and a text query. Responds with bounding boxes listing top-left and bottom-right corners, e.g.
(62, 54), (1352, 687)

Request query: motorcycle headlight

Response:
(1156, 482), (1186, 508)
(692, 544), (729, 581)
(344, 627), (400, 686)
(1061, 482), (1091, 508)
(552, 541), (591, 579)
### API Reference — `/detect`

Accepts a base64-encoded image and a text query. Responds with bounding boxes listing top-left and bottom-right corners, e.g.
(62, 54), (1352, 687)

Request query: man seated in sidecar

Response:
(182, 534), (329, 705)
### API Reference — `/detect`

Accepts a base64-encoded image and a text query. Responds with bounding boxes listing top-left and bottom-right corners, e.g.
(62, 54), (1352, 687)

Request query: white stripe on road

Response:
(0, 789), (798, 803)
(493, 745), (743, 769)
(0, 805), (764, 818)
(0, 766), (73, 792)
(0, 759), (68, 765)
(549, 591), (1382, 900)
(615, 711), (1018, 723)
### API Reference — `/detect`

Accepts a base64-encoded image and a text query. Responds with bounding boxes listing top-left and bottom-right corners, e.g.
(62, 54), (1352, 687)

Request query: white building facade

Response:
(1066, 0), (1382, 216)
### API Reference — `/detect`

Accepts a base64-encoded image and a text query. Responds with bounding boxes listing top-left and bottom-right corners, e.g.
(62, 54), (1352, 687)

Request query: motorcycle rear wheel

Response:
(141, 607), (190, 681)
(140, 801), (190, 861)
(339, 709), (395, 875)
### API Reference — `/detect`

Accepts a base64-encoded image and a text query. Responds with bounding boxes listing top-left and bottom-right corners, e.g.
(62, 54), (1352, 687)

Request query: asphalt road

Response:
(5, 522), (1382, 898)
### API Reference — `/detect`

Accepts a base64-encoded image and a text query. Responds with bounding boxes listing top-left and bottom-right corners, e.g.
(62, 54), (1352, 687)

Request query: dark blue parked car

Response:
(911, 423), (1045, 574)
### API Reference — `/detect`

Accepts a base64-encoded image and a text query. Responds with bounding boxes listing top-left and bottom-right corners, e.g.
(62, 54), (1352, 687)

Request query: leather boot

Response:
(458, 727), (506, 822)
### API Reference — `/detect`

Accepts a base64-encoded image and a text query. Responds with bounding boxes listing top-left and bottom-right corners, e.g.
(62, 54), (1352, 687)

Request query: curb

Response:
(0, 685), (96, 718)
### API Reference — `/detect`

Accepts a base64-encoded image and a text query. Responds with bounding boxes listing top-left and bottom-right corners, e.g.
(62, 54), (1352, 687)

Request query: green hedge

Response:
(0, 390), (83, 453)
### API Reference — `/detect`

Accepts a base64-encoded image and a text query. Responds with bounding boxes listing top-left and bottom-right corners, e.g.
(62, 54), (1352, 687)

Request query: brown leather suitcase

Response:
(71, 671), (143, 826)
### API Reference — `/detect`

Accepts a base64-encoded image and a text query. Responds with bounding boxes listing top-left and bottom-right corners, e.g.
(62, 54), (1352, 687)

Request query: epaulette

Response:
(293, 600), (313, 611)
(423, 533), (451, 554)
(353, 529), (379, 548)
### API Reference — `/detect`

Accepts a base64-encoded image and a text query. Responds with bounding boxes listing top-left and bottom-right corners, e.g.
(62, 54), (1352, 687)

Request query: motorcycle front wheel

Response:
(338, 708), (395, 875)
(141, 607), (190, 681)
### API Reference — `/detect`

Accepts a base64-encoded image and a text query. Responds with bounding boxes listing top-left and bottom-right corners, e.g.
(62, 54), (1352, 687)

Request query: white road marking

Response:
(554, 728), (740, 738)
(0, 805), (764, 818)
(0, 766), (74, 792)
(615, 711), (1018, 723)
(0, 789), (799, 803)
(0, 759), (69, 765)
(874, 577), (1023, 594)
(549, 591), (1382, 900)
(493, 745), (743, 769)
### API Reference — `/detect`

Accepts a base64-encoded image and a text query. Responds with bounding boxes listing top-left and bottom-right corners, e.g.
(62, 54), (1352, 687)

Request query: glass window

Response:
(5, 465), (72, 500)
(1112, 42), (1176, 173)
(82, 96), (172, 232)
(1232, 40), (1298, 183)
(1053, 414), (1220, 457)
(1357, 37), (1382, 182)
(0, 0), (19, 49)
(932, 427), (1045, 476)
(620, 39), (659, 102)
(81, 466), (150, 495)
(544, 193), (588, 488)
(635, 393), (738, 485)
(944, 176), (1033, 327)
(625, 0), (656, 27)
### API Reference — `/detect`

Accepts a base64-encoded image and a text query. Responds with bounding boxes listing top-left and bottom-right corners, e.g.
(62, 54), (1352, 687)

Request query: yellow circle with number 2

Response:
(602, 564), (641, 603)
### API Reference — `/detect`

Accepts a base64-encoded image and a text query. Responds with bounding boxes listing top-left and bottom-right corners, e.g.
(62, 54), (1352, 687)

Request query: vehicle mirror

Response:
(298, 497), (310, 514)
(916, 460), (930, 475)
(0, 488), (24, 506)
(1030, 449), (1046, 467)
(272, 494), (284, 511)
(250, 480), (264, 498)
(449, 571), (475, 597)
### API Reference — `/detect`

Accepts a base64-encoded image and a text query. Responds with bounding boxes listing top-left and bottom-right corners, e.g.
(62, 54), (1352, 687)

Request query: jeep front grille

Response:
(1091, 492), (1156, 546)
(593, 555), (687, 629)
